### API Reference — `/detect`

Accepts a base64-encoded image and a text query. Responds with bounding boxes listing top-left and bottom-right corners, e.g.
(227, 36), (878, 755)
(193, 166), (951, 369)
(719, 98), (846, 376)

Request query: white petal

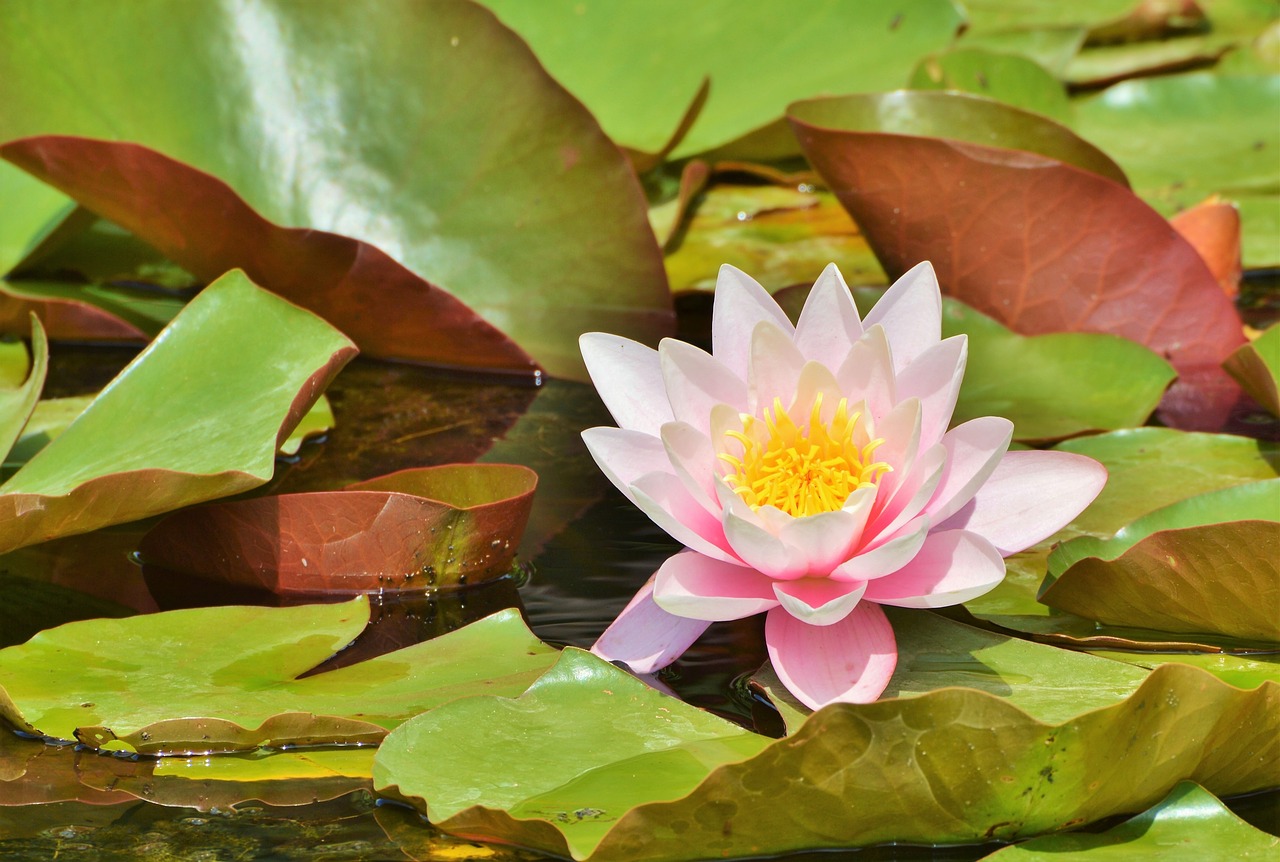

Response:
(580, 332), (672, 435)
(773, 578), (867, 626)
(712, 264), (794, 380)
(894, 334), (967, 447)
(749, 320), (806, 415)
(925, 417), (1013, 525)
(660, 338), (748, 435)
(632, 471), (737, 563)
(863, 261), (942, 373)
(795, 263), (865, 367)
(660, 421), (720, 514)
(835, 325), (896, 422)
(582, 426), (672, 507)
(831, 515), (930, 581)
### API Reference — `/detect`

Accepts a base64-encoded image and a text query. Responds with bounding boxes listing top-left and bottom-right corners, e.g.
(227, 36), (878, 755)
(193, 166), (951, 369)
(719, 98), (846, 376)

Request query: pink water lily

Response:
(581, 263), (1106, 710)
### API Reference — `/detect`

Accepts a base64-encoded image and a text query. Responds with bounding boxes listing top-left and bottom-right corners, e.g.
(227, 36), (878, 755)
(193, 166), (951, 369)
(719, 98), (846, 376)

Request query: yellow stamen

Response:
(718, 394), (891, 518)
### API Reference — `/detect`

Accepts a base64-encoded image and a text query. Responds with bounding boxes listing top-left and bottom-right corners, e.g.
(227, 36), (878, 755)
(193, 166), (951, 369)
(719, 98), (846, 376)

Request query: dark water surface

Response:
(0, 348), (1275, 860)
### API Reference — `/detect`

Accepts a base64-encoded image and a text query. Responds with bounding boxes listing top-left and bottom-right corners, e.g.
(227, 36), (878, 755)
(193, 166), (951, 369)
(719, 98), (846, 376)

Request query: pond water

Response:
(0, 345), (1275, 860)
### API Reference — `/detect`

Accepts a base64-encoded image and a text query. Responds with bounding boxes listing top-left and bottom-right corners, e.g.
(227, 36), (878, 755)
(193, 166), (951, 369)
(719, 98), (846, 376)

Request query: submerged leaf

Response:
(0, 0), (671, 379)
(0, 270), (356, 555)
(139, 464), (538, 594)
(0, 599), (558, 754)
(983, 781), (1280, 860)
(1040, 481), (1280, 644)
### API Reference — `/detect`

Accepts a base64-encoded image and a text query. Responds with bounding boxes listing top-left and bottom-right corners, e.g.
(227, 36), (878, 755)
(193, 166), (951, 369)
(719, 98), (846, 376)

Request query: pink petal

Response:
(712, 264), (795, 380)
(580, 333), (672, 435)
(865, 397), (922, 503)
(660, 338), (748, 434)
(831, 515), (930, 581)
(765, 603), (898, 709)
(653, 550), (780, 621)
(864, 530), (1005, 608)
(835, 326), (897, 422)
(632, 471), (737, 563)
(773, 578), (867, 626)
(894, 335), (967, 447)
(924, 417), (1014, 525)
(936, 450), (1107, 555)
(868, 444), (945, 543)
(581, 426), (672, 506)
(794, 263), (865, 368)
(660, 421), (720, 514)
(749, 321), (806, 415)
(862, 261), (942, 373)
(723, 508), (809, 579)
(777, 487), (876, 574)
(592, 576), (710, 673)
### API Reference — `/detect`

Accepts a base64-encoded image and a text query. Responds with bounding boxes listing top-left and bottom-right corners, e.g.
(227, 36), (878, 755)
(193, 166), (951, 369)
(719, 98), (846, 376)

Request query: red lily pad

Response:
(0, 280), (146, 342)
(138, 464), (537, 595)
(788, 91), (1246, 428)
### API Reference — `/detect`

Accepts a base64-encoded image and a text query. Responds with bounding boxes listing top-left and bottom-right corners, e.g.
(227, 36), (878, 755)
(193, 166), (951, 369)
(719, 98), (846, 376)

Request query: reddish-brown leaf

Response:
(138, 464), (537, 595)
(789, 94), (1246, 428)
(0, 137), (537, 375)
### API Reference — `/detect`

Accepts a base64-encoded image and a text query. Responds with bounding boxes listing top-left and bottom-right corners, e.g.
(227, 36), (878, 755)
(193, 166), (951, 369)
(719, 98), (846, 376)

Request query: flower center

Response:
(719, 394), (891, 518)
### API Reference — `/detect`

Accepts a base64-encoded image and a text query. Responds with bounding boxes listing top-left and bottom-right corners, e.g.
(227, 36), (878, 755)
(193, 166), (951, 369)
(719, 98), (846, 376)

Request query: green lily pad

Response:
(278, 394), (333, 457)
(982, 781), (1280, 860)
(1226, 323), (1280, 415)
(0, 163), (76, 277)
(1040, 481), (1280, 644)
(909, 48), (1072, 123)
(374, 648), (772, 861)
(0, 269), (356, 555)
(375, 652), (1278, 859)
(755, 608), (1151, 735)
(0, 0), (671, 379)
(957, 26), (1086, 76)
(1084, 650), (1280, 690)
(0, 598), (559, 754)
(483, 0), (964, 160)
(1072, 73), (1280, 268)
(966, 429), (1280, 648)
(777, 286), (1175, 441)
(0, 315), (45, 463)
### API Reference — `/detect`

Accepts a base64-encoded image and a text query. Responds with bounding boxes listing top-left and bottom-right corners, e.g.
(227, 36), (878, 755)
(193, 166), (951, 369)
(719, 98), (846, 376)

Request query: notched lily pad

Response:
(1040, 481), (1280, 644)
(0, 598), (559, 754)
(0, 270), (356, 555)
(375, 653), (1278, 861)
(138, 463), (538, 594)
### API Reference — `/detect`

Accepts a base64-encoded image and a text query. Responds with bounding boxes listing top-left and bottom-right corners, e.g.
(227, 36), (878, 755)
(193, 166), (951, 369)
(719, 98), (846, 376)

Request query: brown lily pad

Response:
(788, 91), (1246, 428)
(139, 464), (537, 595)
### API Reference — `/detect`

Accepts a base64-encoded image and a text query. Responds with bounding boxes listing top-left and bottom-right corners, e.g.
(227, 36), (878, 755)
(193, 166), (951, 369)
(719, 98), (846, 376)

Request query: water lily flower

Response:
(581, 263), (1106, 710)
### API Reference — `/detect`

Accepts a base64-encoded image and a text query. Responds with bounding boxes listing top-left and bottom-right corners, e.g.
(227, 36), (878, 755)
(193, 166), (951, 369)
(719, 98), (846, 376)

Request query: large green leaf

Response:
(1039, 481), (1280, 643)
(1072, 73), (1280, 268)
(0, 270), (356, 554)
(1085, 650), (1280, 690)
(0, 163), (76, 277)
(965, 429), (1280, 647)
(483, 0), (964, 160)
(909, 48), (1072, 123)
(375, 650), (1277, 860)
(0, 0), (671, 379)
(983, 781), (1280, 860)
(0, 599), (559, 754)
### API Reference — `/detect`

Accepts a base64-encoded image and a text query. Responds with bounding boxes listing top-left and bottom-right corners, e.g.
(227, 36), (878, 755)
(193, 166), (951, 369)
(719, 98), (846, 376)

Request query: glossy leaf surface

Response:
(139, 464), (537, 593)
(0, 270), (356, 554)
(0, 600), (558, 754)
(983, 781), (1280, 860)
(0, 0), (671, 378)
(484, 0), (964, 159)
(1041, 481), (1280, 643)
(376, 652), (1277, 860)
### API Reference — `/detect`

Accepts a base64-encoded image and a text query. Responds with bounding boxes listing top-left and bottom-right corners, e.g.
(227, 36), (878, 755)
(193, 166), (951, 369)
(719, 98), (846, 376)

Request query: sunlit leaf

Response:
(983, 781), (1280, 860)
(1072, 72), (1280, 268)
(909, 48), (1072, 123)
(1225, 323), (1280, 416)
(484, 0), (964, 160)
(789, 90), (1245, 429)
(0, 163), (76, 277)
(1084, 650), (1280, 690)
(376, 650), (1277, 860)
(0, 599), (559, 754)
(966, 429), (1280, 649)
(278, 394), (333, 457)
(0, 270), (356, 555)
(1170, 198), (1243, 297)
(1040, 481), (1280, 644)
(139, 464), (537, 594)
(0, 0), (671, 379)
